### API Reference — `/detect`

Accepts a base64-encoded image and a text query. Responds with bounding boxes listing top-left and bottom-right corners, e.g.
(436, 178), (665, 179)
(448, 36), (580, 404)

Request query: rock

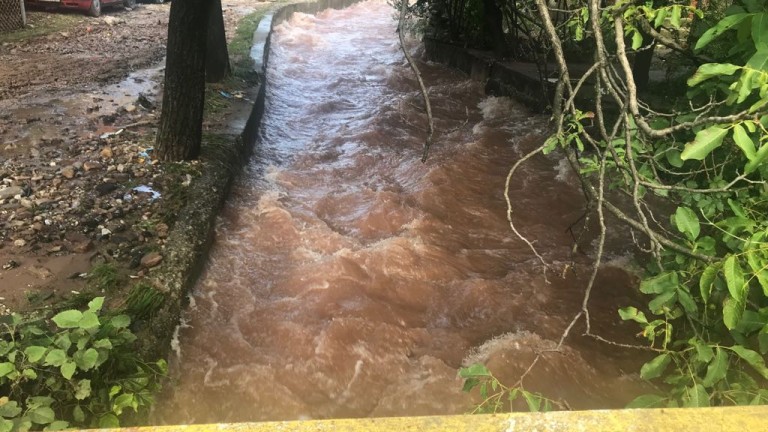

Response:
(0, 186), (23, 200)
(100, 147), (113, 158)
(72, 239), (94, 253)
(2, 260), (19, 270)
(83, 161), (101, 172)
(155, 223), (169, 239)
(61, 166), (76, 179)
(26, 265), (53, 279)
(95, 183), (118, 196)
(140, 251), (162, 268)
(13, 239), (26, 247)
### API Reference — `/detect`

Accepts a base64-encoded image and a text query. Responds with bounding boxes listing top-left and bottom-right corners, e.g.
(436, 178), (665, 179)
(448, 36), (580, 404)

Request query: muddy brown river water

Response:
(156, 0), (650, 423)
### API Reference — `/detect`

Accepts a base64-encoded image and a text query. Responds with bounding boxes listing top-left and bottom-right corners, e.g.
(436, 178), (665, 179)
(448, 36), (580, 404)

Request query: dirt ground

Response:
(0, 0), (263, 315)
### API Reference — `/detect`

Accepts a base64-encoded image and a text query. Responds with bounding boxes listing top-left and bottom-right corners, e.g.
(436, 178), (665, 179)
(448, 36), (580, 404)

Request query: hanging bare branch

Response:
(397, 0), (435, 162)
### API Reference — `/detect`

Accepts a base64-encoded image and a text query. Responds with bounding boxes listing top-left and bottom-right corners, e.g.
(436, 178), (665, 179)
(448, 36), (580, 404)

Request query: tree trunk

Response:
(482, 0), (506, 56)
(155, 0), (209, 161)
(206, 0), (230, 83)
(632, 34), (656, 92)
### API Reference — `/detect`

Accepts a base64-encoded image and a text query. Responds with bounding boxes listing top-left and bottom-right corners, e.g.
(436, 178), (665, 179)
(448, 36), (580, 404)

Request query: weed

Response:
(125, 283), (165, 320)
(88, 263), (122, 293)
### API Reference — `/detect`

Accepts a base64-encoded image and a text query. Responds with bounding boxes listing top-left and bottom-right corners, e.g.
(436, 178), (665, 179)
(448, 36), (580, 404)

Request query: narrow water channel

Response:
(157, 0), (648, 423)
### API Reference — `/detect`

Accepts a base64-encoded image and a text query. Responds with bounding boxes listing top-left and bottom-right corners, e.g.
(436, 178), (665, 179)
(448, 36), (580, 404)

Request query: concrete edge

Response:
(115, 406), (768, 431)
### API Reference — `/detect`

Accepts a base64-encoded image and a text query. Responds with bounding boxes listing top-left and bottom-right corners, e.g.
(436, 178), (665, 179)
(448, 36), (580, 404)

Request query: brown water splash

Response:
(156, 0), (649, 424)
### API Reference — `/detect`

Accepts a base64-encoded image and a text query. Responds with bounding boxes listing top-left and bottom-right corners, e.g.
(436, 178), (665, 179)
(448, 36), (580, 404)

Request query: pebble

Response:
(61, 166), (76, 179)
(140, 251), (163, 268)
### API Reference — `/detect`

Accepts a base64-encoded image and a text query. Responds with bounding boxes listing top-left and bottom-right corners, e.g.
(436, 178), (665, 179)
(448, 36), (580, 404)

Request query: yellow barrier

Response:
(121, 407), (767, 431)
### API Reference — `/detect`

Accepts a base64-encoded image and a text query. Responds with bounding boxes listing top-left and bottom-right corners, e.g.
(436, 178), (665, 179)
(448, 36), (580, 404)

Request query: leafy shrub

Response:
(0, 297), (166, 431)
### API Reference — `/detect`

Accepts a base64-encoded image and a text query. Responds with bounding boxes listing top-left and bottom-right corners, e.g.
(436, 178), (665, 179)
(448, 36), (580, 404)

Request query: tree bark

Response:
(205, 0), (231, 83)
(155, 0), (209, 161)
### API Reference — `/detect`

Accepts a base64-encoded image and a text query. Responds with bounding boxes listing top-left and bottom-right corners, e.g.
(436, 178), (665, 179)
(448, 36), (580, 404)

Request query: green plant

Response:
(124, 283), (165, 321)
(0, 297), (166, 430)
(459, 364), (556, 413)
(88, 263), (122, 293)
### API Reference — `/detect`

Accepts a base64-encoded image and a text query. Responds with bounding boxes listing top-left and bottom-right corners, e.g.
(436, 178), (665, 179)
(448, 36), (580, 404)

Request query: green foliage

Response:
(88, 263), (122, 293)
(534, 0), (768, 410)
(459, 364), (556, 413)
(0, 298), (166, 430)
(124, 283), (166, 320)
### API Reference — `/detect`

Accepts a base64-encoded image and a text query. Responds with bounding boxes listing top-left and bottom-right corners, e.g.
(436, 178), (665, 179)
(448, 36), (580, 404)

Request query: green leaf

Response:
(110, 315), (131, 329)
(24, 346), (47, 364)
(730, 345), (768, 379)
(687, 63), (741, 87)
(78, 311), (99, 330)
(72, 406), (85, 423)
(98, 414), (119, 429)
(654, 8), (668, 27)
(744, 142), (768, 174)
(45, 420), (69, 431)
(673, 206), (700, 240)
(649, 290), (677, 313)
(723, 296), (746, 330)
(693, 341), (714, 363)
(521, 391), (541, 412)
(0, 363), (15, 378)
(699, 265), (718, 304)
(112, 394), (135, 416)
(626, 394), (665, 408)
(640, 353), (671, 380)
(733, 124), (757, 160)
(51, 310), (83, 329)
(60, 361), (76, 380)
(760, 325), (768, 354)
(75, 348), (98, 371)
(92, 339), (113, 350)
(22, 369), (37, 380)
(753, 13), (768, 46)
(669, 5), (681, 28)
(459, 364), (490, 378)
(74, 380), (91, 400)
(43, 349), (66, 367)
(702, 348), (728, 387)
(694, 13), (750, 51)
(632, 31), (643, 50)
(681, 126), (728, 160)
(640, 272), (679, 294)
(54, 334), (71, 351)
(618, 306), (648, 324)
(723, 256), (747, 302)
(0, 400), (22, 418)
(682, 384), (710, 407)
(676, 288), (698, 315)
(28, 407), (55, 425)
(746, 252), (768, 296)
(87, 297), (104, 313)
(0, 418), (13, 432)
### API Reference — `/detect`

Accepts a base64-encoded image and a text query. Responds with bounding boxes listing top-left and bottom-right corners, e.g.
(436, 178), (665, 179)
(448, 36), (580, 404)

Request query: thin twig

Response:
(397, 0), (435, 162)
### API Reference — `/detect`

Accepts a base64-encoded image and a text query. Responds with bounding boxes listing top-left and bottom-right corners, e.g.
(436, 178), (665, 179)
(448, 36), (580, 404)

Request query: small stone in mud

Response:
(26, 265), (53, 280)
(2, 260), (18, 270)
(140, 251), (162, 268)
(83, 161), (101, 172)
(72, 239), (94, 253)
(155, 223), (169, 239)
(61, 166), (76, 179)
(0, 186), (23, 200)
(100, 147), (114, 159)
(95, 183), (118, 196)
(13, 239), (26, 247)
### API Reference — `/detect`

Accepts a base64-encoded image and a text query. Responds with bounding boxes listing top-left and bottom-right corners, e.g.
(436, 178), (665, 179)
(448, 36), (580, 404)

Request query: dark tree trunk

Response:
(205, 0), (230, 83)
(482, 0), (506, 56)
(155, 0), (209, 161)
(632, 34), (656, 92)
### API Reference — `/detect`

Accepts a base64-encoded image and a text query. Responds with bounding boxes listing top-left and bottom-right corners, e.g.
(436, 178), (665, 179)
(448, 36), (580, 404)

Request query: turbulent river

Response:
(157, 0), (649, 423)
